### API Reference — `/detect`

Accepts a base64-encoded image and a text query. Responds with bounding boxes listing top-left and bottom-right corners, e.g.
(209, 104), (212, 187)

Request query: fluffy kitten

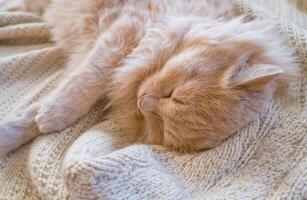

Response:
(0, 0), (297, 155)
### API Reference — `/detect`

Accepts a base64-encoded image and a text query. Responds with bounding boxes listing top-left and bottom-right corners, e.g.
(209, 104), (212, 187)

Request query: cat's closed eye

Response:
(172, 96), (185, 105)
(162, 89), (174, 98)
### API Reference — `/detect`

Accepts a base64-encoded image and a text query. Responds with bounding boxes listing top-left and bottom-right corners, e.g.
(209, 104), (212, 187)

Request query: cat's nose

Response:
(138, 93), (147, 109)
(138, 93), (160, 112)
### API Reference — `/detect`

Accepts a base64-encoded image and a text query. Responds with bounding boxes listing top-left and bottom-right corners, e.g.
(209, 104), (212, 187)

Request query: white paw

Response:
(0, 122), (14, 157)
(35, 101), (78, 133)
(0, 104), (40, 156)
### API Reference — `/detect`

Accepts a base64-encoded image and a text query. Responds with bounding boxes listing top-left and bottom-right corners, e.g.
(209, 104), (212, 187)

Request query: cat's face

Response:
(136, 40), (284, 151)
(110, 18), (296, 152)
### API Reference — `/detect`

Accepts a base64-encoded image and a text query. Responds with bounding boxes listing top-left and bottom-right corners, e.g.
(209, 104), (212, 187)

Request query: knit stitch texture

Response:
(0, 0), (306, 199)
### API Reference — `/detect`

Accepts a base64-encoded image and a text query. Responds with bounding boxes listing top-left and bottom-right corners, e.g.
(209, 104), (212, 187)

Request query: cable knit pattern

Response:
(0, 0), (306, 199)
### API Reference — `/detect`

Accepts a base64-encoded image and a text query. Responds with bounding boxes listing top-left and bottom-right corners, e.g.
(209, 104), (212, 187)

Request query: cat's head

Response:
(137, 40), (287, 151)
(111, 19), (297, 152)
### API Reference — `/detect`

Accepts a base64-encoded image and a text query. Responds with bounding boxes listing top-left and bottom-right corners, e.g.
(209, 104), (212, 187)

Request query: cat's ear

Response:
(222, 53), (285, 90)
(234, 64), (284, 90)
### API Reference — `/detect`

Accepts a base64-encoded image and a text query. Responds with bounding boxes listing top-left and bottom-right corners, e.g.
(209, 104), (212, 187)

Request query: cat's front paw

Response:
(0, 122), (15, 156)
(35, 101), (79, 133)
(0, 104), (40, 156)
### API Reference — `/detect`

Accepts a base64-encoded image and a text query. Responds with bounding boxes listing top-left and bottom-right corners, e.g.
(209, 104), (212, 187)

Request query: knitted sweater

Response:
(0, 0), (306, 199)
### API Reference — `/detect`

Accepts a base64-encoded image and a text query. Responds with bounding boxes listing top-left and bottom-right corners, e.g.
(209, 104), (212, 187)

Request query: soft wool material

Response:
(0, 0), (306, 199)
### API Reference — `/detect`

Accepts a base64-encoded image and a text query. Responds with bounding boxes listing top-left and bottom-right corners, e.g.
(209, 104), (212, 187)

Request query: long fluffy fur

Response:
(0, 0), (297, 155)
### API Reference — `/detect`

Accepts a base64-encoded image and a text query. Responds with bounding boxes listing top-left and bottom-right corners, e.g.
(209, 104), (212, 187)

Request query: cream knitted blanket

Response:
(0, 0), (306, 199)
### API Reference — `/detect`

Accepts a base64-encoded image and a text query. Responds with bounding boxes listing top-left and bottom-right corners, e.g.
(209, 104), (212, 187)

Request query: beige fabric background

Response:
(0, 0), (306, 199)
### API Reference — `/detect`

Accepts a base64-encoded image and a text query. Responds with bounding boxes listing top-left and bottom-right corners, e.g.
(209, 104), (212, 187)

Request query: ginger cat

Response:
(0, 0), (297, 155)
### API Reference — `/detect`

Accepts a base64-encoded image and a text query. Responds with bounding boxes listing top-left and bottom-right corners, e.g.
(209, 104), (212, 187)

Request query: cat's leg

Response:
(4, 0), (50, 15)
(35, 13), (146, 133)
(0, 11), (144, 156)
(0, 103), (40, 156)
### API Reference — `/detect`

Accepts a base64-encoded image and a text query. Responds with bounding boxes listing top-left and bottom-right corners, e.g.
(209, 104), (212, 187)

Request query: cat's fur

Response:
(0, 0), (297, 155)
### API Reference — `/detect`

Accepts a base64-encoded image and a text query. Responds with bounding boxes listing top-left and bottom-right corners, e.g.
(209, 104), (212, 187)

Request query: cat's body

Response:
(0, 0), (297, 155)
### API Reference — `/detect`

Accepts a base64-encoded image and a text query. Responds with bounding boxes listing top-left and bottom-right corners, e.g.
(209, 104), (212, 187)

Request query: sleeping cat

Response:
(0, 0), (297, 155)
